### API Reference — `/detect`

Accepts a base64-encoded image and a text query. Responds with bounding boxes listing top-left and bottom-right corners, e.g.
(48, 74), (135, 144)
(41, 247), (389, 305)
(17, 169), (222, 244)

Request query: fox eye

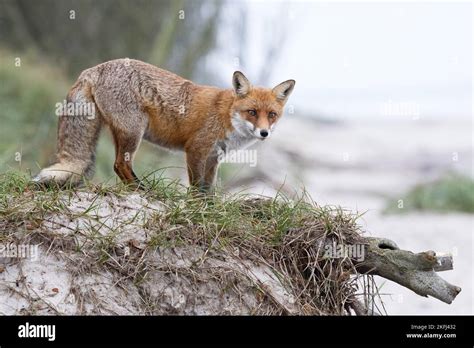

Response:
(248, 109), (257, 116)
(269, 111), (277, 118)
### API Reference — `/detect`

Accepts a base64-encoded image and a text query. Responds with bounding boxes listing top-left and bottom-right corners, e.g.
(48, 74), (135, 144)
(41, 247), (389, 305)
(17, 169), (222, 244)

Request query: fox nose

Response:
(260, 130), (269, 138)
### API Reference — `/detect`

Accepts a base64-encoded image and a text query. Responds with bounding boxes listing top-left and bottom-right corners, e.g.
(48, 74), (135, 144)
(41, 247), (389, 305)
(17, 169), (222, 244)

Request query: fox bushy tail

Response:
(33, 77), (102, 186)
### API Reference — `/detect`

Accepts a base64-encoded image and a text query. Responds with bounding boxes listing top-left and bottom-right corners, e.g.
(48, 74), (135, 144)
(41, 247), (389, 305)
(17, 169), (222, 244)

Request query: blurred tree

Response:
(0, 0), (267, 181)
(0, 0), (223, 79)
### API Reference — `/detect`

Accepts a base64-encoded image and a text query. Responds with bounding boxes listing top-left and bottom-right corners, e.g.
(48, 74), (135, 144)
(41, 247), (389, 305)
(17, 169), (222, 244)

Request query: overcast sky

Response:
(214, 1), (472, 120)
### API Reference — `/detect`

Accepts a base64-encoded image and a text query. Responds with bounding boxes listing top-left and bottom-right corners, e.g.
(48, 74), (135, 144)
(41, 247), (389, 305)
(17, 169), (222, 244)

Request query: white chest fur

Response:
(218, 113), (258, 153)
(222, 130), (257, 152)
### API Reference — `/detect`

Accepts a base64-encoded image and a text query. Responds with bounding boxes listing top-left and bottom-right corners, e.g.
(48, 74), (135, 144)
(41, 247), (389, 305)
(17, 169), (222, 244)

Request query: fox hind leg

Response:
(111, 130), (144, 189)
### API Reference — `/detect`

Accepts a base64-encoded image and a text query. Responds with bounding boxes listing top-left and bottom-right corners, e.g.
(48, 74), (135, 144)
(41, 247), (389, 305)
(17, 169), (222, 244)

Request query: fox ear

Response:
(272, 79), (295, 103)
(232, 71), (251, 97)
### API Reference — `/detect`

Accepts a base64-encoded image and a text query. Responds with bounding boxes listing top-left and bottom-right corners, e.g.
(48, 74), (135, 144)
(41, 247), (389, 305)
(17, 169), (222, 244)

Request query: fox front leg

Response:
(202, 152), (220, 192)
(185, 148), (209, 192)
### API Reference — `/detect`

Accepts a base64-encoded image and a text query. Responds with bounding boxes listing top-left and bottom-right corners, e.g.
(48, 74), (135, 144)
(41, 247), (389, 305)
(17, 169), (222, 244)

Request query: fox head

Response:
(230, 71), (295, 140)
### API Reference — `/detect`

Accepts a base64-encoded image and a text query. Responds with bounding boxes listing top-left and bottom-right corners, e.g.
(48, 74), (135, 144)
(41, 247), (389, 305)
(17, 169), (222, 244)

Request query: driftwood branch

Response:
(355, 237), (461, 304)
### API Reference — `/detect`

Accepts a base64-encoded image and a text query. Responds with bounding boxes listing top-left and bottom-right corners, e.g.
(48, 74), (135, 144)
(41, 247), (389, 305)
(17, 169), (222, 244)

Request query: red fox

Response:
(33, 59), (295, 191)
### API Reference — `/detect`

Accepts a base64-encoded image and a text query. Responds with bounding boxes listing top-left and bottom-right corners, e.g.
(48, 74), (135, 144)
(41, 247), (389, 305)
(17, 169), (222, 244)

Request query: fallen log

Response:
(356, 237), (461, 304)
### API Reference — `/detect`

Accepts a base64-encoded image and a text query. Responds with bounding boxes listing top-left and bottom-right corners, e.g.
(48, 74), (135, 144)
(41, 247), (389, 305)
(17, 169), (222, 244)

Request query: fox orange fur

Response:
(33, 59), (295, 191)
